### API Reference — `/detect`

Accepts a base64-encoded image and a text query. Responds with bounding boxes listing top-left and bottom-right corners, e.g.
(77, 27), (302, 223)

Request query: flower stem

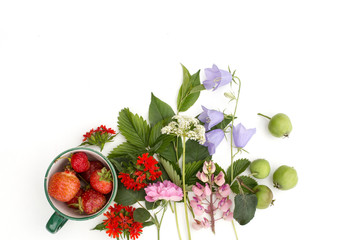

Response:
(182, 136), (191, 240)
(209, 183), (216, 234)
(257, 113), (271, 120)
(157, 226), (160, 240)
(232, 220), (239, 240)
(174, 202), (182, 240)
(230, 76), (241, 182)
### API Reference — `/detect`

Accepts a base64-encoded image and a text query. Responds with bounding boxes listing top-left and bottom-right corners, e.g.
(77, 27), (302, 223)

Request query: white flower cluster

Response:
(161, 115), (206, 144)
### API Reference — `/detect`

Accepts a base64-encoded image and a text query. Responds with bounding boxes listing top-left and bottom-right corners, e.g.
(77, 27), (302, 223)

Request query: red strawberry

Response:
(90, 167), (113, 194)
(80, 189), (106, 214)
(71, 152), (90, 173)
(66, 188), (84, 208)
(80, 160), (104, 182)
(48, 170), (80, 202)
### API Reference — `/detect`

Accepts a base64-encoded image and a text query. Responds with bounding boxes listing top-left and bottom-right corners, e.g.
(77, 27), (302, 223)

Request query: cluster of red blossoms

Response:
(83, 125), (116, 141)
(103, 204), (143, 240)
(82, 125), (117, 151)
(118, 153), (162, 191)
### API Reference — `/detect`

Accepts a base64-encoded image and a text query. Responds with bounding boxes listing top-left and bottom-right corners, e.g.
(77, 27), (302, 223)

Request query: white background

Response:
(1, 0), (338, 239)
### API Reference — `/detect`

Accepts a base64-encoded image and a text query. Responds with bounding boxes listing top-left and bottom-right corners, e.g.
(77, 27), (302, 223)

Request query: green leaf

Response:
(158, 157), (182, 187)
(231, 176), (258, 194)
(185, 139), (211, 164)
(107, 141), (144, 160)
(190, 84), (205, 94)
(118, 108), (150, 149)
(211, 115), (234, 130)
(185, 160), (205, 186)
(178, 64), (191, 100)
(145, 200), (161, 210)
(177, 69), (201, 112)
(233, 194), (257, 225)
(158, 137), (182, 165)
(142, 221), (155, 227)
(114, 182), (146, 206)
(149, 93), (175, 127)
(133, 208), (151, 223)
(92, 223), (106, 231)
(226, 158), (251, 184)
(148, 120), (164, 147)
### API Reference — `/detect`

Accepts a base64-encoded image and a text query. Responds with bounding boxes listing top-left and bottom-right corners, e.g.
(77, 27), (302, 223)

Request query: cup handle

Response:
(46, 212), (68, 233)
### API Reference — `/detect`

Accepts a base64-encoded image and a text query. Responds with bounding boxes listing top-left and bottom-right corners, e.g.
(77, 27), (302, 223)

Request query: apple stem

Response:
(257, 113), (271, 120)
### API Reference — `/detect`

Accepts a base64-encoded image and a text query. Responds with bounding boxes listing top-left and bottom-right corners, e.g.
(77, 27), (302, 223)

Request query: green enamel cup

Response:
(44, 147), (117, 233)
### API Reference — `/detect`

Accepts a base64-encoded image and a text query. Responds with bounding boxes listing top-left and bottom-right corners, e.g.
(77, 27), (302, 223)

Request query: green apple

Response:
(253, 185), (273, 209)
(273, 165), (298, 190)
(268, 113), (292, 138)
(250, 159), (270, 179)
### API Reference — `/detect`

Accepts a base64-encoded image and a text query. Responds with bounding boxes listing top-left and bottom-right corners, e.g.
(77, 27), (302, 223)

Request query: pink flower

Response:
(196, 171), (208, 182)
(203, 161), (216, 174)
(214, 171), (225, 186)
(218, 184), (231, 198)
(192, 218), (210, 230)
(192, 183), (205, 197)
(218, 198), (232, 212)
(144, 180), (183, 202)
(204, 183), (212, 196)
(192, 204), (205, 216)
(222, 210), (233, 221)
(190, 196), (202, 209)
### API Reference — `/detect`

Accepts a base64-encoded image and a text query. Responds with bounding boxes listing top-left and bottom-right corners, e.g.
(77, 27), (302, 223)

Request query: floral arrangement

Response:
(82, 64), (297, 240)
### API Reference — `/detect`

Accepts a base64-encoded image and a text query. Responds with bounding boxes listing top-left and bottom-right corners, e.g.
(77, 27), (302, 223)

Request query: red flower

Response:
(103, 204), (143, 240)
(129, 222), (143, 240)
(118, 153), (162, 191)
(81, 125), (117, 151)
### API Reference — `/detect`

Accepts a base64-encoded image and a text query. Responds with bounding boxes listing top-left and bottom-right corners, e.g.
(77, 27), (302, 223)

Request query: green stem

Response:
(157, 226), (160, 240)
(232, 220), (239, 240)
(182, 136), (191, 240)
(257, 113), (271, 120)
(230, 77), (241, 182)
(174, 202), (182, 240)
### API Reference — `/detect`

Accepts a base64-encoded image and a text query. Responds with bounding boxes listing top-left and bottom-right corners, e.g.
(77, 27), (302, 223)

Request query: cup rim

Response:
(44, 147), (118, 221)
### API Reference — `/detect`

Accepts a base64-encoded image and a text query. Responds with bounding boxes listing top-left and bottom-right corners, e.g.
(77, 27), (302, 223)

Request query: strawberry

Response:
(80, 160), (104, 182)
(90, 167), (113, 194)
(66, 188), (84, 208)
(48, 170), (80, 202)
(71, 152), (90, 173)
(80, 189), (106, 214)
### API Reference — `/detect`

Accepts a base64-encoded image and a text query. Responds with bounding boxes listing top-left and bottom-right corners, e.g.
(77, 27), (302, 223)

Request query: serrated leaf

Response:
(133, 208), (151, 223)
(114, 182), (146, 206)
(231, 176), (258, 194)
(233, 194), (257, 225)
(185, 160), (205, 186)
(118, 108), (150, 149)
(92, 223), (106, 231)
(226, 158), (251, 184)
(158, 157), (182, 187)
(148, 120), (164, 147)
(149, 93), (175, 127)
(185, 139), (211, 164)
(108, 141), (144, 160)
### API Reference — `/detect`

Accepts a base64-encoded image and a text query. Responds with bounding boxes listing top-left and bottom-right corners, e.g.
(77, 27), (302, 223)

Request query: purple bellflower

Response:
(232, 123), (256, 148)
(203, 129), (224, 155)
(203, 64), (232, 91)
(198, 106), (224, 131)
